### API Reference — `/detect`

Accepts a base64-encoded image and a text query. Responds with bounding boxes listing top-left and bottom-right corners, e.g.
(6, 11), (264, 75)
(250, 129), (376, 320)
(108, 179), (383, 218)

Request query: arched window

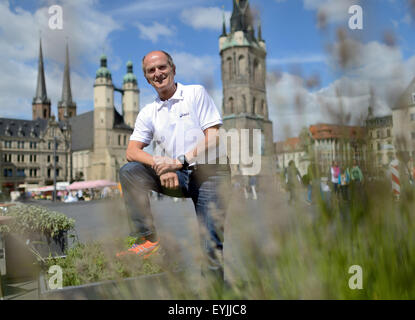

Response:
(226, 57), (233, 80)
(252, 97), (256, 114)
(253, 59), (259, 83)
(261, 100), (265, 116)
(242, 95), (247, 113)
(238, 55), (246, 76)
(228, 97), (234, 114)
(43, 109), (47, 118)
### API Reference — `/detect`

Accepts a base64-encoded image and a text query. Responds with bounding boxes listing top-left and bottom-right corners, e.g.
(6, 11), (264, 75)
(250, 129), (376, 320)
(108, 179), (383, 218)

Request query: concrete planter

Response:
(4, 231), (68, 281)
(38, 271), (183, 300)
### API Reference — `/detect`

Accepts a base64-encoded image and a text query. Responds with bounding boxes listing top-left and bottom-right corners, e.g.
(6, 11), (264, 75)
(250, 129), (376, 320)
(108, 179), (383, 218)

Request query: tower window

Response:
(226, 57), (233, 80)
(228, 97), (234, 114)
(412, 93), (415, 104)
(238, 55), (245, 76)
(43, 109), (47, 118)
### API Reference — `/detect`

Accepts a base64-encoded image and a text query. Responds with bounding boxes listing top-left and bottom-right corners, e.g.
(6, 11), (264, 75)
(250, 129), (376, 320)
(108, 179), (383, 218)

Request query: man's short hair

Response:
(142, 50), (175, 75)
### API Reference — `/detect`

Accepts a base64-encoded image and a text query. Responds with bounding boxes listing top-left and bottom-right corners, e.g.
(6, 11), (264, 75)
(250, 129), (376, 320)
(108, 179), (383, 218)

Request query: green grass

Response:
(219, 180), (415, 299)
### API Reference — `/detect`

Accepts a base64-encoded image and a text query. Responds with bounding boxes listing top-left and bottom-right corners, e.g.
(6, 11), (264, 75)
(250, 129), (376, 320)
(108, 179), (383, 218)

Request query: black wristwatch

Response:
(177, 154), (189, 170)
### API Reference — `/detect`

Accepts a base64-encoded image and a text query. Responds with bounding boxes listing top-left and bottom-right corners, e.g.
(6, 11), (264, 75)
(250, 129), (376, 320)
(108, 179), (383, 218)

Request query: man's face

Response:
(143, 51), (176, 93)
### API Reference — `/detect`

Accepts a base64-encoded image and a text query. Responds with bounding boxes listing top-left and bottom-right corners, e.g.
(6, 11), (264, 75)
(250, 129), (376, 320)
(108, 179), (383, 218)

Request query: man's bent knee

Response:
(119, 162), (148, 182)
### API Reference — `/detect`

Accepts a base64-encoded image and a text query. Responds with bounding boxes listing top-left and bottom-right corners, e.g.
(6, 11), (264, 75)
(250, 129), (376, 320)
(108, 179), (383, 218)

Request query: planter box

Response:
(4, 231), (68, 282)
(31, 230), (68, 258)
(38, 271), (185, 300)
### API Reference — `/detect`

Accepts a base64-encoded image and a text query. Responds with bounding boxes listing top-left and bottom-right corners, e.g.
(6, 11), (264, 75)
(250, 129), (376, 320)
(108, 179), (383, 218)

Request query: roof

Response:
(309, 123), (366, 140)
(68, 111), (94, 151)
(113, 108), (133, 131)
(0, 118), (48, 139)
(366, 115), (393, 128)
(275, 137), (302, 153)
(68, 108), (133, 152)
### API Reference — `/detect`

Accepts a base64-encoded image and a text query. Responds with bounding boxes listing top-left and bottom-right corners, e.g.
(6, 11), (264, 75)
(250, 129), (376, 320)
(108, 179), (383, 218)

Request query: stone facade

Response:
(392, 77), (415, 159)
(275, 137), (309, 176)
(309, 124), (366, 175)
(365, 110), (395, 169)
(69, 56), (139, 182)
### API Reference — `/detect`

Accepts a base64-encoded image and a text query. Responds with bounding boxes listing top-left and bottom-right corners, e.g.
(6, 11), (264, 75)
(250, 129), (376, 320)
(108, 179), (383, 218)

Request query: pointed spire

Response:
(230, 0), (254, 36)
(257, 19), (263, 41)
(33, 38), (50, 104)
(221, 7), (227, 37)
(58, 40), (76, 119)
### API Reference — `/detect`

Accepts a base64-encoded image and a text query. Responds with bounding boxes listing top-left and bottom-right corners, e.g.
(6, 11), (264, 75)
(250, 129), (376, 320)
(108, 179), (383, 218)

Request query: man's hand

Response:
(152, 156), (182, 176)
(160, 172), (180, 189)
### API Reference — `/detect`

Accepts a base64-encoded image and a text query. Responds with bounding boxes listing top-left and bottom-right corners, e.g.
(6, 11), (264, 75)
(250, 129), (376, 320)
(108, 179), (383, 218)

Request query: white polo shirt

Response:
(130, 83), (223, 162)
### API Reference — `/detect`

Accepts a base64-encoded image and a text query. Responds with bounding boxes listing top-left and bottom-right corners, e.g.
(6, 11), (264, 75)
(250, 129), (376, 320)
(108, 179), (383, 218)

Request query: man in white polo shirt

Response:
(117, 51), (230, 284)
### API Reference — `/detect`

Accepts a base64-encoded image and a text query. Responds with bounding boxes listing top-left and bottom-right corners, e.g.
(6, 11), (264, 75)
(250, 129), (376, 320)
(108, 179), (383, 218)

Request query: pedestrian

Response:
(285, 160), (302, 204)
(304, 162), (318, 204)
(350, 159), (363, 184)
(249, 175), (258, 200)
(330, 161), (340, 195)
(338, 166), (350, 201)
(117, 51), (230, 287)
(77, 189), (84, 201)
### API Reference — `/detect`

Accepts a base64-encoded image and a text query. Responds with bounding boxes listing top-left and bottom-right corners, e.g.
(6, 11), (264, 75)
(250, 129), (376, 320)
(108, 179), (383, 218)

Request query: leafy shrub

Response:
(0, 204), (75, 238)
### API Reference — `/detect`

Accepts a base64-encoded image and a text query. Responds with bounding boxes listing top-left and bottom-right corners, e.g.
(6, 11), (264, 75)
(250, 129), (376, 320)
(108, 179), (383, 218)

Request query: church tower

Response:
(32, 39), (51, 120)
(91, 54), (114, 179)
(122, 61), (139, 128)
(219, 0), (274, 176)
(58, 42), (77, 121)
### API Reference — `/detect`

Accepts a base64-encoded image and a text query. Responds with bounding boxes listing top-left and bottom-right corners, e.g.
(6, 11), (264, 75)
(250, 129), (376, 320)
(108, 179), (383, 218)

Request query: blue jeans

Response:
(119, 162), (230, 279)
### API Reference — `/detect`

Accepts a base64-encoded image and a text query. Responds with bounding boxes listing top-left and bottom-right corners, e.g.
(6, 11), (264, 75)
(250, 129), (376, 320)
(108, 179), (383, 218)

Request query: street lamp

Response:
(52, 120), (71, 202)
(53, 135), (57, 202)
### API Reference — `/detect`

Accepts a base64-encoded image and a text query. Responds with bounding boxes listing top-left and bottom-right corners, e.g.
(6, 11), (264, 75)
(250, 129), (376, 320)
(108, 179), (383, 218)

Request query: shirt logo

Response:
(179, 112), (190, 118)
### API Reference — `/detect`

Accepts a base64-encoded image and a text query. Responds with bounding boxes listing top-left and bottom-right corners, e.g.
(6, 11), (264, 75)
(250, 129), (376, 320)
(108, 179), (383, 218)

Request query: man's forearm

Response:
(126, 148), (155, 167)
(185, 127), (220, 164)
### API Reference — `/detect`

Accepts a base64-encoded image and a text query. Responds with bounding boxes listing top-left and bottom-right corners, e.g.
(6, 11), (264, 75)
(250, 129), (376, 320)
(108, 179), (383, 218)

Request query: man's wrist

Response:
(177, 154), (189, 170)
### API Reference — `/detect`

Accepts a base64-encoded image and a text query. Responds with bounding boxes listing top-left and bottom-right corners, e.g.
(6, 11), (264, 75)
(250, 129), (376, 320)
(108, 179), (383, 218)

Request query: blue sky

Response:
(1, 0), (415, 141)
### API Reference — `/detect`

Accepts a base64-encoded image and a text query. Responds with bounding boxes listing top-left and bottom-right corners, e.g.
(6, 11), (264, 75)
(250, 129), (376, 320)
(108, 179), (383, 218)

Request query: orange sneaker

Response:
(116, 239), (160, 259)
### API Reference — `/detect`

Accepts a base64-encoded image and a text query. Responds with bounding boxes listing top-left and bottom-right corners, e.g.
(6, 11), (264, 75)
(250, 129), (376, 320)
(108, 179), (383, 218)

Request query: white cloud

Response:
(180, 7), (231, 31)
(135, 22), (176, 43)
(267, 39), (415, 141)
(268, 54), (326, 66)
(171, 52), (218, 84)
(0, 0), (120, 119)
(303, 0), (358, 25)
(112, 0), (206, 17)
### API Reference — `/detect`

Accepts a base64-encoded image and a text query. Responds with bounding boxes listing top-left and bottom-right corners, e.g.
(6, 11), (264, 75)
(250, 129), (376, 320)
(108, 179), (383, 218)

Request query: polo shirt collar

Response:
(156, 83), (184, 111)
